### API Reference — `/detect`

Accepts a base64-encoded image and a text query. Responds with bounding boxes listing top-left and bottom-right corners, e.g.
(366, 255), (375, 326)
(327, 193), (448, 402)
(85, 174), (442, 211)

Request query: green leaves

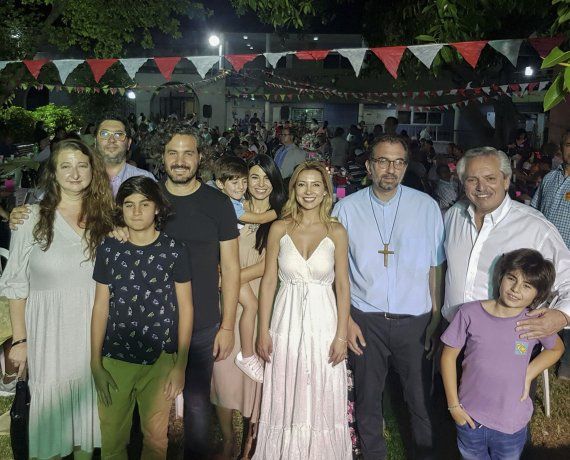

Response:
(541, 47), (570, 68)
(544, 73), (565, 111)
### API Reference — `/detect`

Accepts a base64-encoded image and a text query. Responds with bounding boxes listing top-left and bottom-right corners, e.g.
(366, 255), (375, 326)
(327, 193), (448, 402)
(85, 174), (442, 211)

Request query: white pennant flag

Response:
(500, 85), (509, 93)
(481, 86), (490, 94)
(407, 44), (444, 68)
(53, 59), (83, 83)
(436, 90), (443, 96)
(263, 52), (289, 68)
(489, 39), (523, 67)
(187, 56), (220, 78)
(519, 83), (529, 93)
(120, 58), (149, 80)
(538, 81), (549, 91)
(477, 97), (484, 103)
(0, 61), (14, 72)
(449, 89), (458, 95)
(335, 48), (367, 76)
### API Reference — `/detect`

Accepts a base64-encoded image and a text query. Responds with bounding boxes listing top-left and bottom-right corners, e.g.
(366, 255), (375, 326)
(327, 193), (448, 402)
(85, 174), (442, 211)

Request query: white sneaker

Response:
(235, 352), (264, 383)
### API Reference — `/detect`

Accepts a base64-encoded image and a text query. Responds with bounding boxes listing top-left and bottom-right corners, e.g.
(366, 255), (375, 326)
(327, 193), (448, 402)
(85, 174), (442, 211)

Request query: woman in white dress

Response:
(254, 161), (352, 460)
(0, 139), (114, 459)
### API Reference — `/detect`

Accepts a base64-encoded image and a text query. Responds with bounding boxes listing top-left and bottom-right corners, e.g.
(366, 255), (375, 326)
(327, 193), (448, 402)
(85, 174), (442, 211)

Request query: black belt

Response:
(380, 312), (414, 320)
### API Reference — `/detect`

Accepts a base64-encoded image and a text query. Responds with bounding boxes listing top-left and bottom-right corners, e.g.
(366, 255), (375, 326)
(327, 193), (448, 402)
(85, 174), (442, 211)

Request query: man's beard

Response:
(98, 146), (127, 165)
(165, 166), (196, 184)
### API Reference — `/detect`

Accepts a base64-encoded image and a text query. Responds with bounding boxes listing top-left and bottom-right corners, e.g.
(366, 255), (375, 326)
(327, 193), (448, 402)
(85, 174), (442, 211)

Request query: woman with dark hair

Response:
(211, 153), (286, 459)
(0, 139), (114, 459)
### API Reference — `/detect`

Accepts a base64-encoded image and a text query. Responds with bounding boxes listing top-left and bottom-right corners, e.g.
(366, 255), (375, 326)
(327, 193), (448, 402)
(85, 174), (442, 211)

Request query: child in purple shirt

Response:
(441, 248), (564, 460)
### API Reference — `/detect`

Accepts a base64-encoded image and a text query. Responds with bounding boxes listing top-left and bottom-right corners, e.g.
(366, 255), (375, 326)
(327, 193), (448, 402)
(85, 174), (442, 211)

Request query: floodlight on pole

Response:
(524, 66), (534, 77)
(208, 34), (223, 70)
(126, 90), (136, 100)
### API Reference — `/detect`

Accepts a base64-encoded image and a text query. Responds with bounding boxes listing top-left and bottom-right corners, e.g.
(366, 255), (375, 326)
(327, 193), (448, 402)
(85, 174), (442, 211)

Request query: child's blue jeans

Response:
(456, 421), (527, 460)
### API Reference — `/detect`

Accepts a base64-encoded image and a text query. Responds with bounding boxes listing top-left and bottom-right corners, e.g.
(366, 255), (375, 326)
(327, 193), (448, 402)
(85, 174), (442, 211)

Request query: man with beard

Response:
(94, 116), (154, 196)
(332, 134), (445, 460)
(159, 123), (240, 459)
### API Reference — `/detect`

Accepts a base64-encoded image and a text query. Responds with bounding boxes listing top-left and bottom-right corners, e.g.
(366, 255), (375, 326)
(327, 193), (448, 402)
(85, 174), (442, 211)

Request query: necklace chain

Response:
(369, 187), (402, 246)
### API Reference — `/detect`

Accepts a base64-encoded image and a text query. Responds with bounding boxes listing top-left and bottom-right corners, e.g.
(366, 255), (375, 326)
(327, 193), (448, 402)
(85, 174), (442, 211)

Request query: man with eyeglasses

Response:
(273, 127), (306, 179)
(95, 116), (155, 196)
(332, 134), (444, 460)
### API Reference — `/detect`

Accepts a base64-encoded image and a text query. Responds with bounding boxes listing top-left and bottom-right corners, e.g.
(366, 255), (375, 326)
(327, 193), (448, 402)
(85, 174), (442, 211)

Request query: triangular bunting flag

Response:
(295, 50), (330, 60)
(53, 59), (83, 83)
(118, 88), (125, 96)
(86, 59), (118, 83)
(481, 86), (490, 94)
(225, 54), (258, 71)
(154, 57), (181, 81)
(23, 59), (50, 79)
(263, 52), (289, 68)
(519, 83), (529, 93)
(538, 81), (549, 91)
(500, 85), (509, 93)
(280, 94), (286, 101)
(45, 84), (54, 91)
(0, 61), (15, 72)
(335, 48), (367, 76)
(529, 36), (565, 58)
(407, 44), (444, 68)
(120, 58), (149, 80)
(527, 82), (538, 92)
(452, 41), (488, 68)
(186, 56), (220, 78)
(489, 39), (523, 67)
(370, 46), (407, 78)
(436, 90), (443, 96)
(449, 89), (458, 95)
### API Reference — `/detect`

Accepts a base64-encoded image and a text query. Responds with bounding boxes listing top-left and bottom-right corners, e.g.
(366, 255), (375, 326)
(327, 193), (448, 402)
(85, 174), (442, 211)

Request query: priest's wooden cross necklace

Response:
(369, 187), (402, 267)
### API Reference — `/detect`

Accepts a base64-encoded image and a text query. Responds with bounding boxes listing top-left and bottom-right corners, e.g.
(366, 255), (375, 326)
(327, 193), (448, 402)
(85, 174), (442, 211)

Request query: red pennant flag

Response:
(529, 36), (565, 58)
(527, 82), (538, 92)
(370, 46), (407, 79)
(86, 59), (118, 83)
(452, 41), (488, 68)
(23, 59), (50, 79)
(295, 50), (330, 60)
(225, 54), (258, 71)
(154, 57), (181, 81)
(509, 83), (520, 92)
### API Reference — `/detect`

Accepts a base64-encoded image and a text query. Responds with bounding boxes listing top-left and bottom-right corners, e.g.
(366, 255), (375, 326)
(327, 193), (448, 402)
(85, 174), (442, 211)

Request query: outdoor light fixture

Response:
(243, 35), (248, 40)
(126, 90), (136, 100)
(208, 35), (221, 47)
(313, 36), (319, 41)
(524, 66), (534, 76)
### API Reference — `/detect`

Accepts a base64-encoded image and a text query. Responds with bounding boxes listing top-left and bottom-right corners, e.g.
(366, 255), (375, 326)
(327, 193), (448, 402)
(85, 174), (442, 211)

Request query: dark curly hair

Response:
(115, 176), (171, 230)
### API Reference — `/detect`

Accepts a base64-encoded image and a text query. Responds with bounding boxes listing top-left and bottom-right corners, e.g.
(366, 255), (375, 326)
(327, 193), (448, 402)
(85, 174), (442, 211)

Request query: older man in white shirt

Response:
(443, 147), (570, 338)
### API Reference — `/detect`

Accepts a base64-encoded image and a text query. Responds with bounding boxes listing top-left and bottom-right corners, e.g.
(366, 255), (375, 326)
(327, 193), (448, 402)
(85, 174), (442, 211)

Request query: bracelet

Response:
(11, 338), (27, 347)
(447, 403), (463, 411)
(336, 337), (348, 343)
(219, 325), (233, 332)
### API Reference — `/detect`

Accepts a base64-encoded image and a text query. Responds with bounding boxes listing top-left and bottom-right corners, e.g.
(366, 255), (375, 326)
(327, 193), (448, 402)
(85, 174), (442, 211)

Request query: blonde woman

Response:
(253, 161), (352, 459)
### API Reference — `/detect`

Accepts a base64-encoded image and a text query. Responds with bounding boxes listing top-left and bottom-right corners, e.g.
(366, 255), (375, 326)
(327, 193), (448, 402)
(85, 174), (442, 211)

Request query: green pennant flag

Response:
(45, 84), (54, 91)
(65, 86), (73, 93)
(118, 88), (125, 96)
(102, 88), (109, 94)
(280, 94), (286, 101)
(21, 83), (28, 90)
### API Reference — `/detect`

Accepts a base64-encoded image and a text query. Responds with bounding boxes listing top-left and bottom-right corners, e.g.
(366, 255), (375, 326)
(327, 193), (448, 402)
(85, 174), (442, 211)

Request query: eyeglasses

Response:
(98, 130), (127, 141)
(369, 157), (408, 169)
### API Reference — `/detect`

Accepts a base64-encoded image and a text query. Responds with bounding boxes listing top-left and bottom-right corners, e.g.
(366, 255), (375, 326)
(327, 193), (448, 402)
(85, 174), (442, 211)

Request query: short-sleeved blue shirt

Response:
(93, 233), (192, 364)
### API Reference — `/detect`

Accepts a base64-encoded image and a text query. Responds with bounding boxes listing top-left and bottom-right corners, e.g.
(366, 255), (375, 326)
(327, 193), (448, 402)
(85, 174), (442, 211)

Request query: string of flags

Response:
(0, 36), (564, 83)
(12, 70), (229, 95)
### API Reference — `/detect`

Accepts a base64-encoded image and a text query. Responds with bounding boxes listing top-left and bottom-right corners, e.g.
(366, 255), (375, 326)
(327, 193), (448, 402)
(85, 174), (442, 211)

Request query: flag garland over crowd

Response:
(0, 36), (564, 84)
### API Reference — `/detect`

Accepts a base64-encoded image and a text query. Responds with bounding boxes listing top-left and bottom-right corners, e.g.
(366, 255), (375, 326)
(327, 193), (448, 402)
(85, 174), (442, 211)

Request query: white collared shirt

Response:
(443, 195), (570, 321)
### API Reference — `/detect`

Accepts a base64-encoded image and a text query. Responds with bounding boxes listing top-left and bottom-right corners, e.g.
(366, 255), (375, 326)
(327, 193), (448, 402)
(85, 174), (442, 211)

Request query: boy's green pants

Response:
(98, 352), (176, 460)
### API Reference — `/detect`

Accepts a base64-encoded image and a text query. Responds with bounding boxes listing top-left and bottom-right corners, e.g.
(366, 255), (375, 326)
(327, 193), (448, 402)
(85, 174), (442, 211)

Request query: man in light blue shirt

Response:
(95, 116), (155, 196)
(333, 134), (445, 460)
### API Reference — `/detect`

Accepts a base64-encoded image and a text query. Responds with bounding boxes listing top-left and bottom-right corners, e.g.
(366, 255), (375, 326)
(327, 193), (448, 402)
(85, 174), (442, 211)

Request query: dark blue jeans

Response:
(183, 323), (218, 460)
(456, 421), (527, 460)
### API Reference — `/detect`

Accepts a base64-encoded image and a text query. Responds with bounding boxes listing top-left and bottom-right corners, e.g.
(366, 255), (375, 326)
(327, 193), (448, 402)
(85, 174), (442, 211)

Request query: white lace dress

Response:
(0, 206), (100, 459)
(253, 234), (351, 460)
